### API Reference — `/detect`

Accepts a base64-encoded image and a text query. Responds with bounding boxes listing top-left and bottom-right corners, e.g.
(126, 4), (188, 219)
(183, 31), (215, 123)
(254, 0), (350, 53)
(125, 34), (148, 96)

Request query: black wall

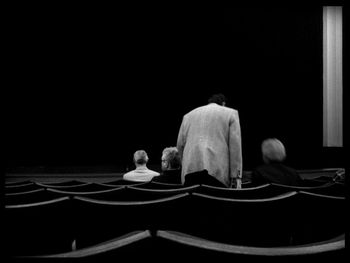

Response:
(5, 7), (345, 171)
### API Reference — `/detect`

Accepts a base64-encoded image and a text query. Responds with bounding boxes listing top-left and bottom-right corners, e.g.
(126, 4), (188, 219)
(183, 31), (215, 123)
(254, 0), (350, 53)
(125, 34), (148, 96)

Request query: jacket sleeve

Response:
(176, 116), (187, 161)
(229, 110), (243, 180)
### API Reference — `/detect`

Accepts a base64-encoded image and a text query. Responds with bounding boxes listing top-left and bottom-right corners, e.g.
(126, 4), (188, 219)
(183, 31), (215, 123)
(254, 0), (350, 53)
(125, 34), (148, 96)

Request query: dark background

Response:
(5, 6), (346, 172)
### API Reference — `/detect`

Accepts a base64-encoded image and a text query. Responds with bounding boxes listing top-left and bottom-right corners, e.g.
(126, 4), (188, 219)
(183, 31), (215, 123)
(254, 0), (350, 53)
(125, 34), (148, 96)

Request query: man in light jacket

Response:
(123, 150), (160, 182)
(176, 93), (242, 188)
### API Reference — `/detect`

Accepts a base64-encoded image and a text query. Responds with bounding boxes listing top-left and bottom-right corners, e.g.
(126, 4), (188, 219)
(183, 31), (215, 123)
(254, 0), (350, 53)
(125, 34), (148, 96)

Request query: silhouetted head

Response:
(133, 150), (149, 165)
(161, 147), (181, 171)
(261, 138), (286, 164)
(208, 93), (226, 106)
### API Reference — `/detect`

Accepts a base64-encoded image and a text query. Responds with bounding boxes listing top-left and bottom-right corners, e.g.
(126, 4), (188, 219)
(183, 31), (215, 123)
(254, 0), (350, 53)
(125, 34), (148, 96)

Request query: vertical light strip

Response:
(323, 6), (343, 147)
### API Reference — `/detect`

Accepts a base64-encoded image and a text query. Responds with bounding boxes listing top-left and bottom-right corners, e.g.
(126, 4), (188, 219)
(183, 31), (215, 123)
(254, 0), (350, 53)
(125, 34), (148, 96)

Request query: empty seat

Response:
(123, 185), (199, 200)
(5, 180), (33, 187)
(46, 186), (124, 198)
(100, 179), (149, 186)
(5, 188), (64, 206)
(133, 181), (185, 189)
(50, 186), (194, 201)
(36, 181), (91, 189)
(270, 182), (334, 193)
(5, 182), (44, 195)
(5, 197), (75, 257)
(38, 183), (116, 192)
(71, 193), (191, 249)
(194, 183), (289, 199)
(25, 230), (154, 260)
(300, 182), (346, 197)
(154, 230), (345, 262)
(35, 180), (87, 187)
(167, 191), (299, 247)
(289, 191), (346, 245)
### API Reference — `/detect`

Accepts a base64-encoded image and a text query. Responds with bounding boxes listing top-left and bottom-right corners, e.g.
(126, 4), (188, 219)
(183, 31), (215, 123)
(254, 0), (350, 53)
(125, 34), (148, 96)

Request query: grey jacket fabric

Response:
(177, 103), (242, 187)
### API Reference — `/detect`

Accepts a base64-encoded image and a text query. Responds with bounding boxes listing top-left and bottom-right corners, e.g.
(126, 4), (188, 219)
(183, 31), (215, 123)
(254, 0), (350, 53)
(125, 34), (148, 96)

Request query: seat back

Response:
(290, 191), (346, 245)
(38, 182), (116, 192)
(194, 183), (289, 199)
(35, 180), (86, 187)
(72, 193), (191, 249)
(5, 188), (64, 206)
(5, 182), (44, 194)
(154, 230), (345, 262)
(300, 182), (345, 197)
(5, 180), (33, 187)
(131, 181), (185, 189)
(100, 179), (149, 186)
(175, 191), (298, 246)
(5, 197), (75, 257)
(46, 186), (124, 198)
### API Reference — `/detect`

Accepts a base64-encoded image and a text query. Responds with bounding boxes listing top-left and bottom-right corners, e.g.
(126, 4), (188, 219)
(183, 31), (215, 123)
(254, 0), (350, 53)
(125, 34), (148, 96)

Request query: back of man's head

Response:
(261, 138), (286, 163)
(208, 93), (226, 106)
(134, 150), (149, 165)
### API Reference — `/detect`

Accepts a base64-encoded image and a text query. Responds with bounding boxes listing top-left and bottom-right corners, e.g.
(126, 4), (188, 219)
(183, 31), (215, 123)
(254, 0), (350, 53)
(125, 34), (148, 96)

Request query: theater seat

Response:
(194, 183), (289, 199)
(5, 188), (64, 206)
(179, 191), (298, 247)
(5, 197), (75, 257)
(71, 193), (191, 249)
(154, 230), (345, 262)
(23, 230), (153, 260)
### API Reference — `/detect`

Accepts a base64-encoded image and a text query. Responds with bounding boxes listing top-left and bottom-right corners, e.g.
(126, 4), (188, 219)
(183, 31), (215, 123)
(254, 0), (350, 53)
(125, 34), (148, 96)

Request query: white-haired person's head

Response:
(161, 147), (181, 171)
(261, 138), (286, 164)
(133, 150), (149, 166)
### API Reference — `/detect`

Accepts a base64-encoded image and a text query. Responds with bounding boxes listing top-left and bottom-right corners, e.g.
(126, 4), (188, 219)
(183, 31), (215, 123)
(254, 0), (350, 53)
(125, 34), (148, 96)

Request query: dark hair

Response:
(208, 93), (226, 105)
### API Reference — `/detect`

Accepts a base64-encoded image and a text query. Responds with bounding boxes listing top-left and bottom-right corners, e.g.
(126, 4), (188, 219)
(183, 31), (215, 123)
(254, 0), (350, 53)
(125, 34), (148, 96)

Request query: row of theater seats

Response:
(13, 230), (345, 262)
(4, 169), (346, 261)
(4, 177), (346, 203)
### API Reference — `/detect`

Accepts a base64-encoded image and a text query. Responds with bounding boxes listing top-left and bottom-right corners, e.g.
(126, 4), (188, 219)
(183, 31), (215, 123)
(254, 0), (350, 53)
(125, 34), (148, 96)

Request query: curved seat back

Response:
(37, 182), (116, 192)
(5, 182), (44, 195)
(35, 180), (86, 187)
(299, 182), (345, 197)
(72, 193), (191, 249)
(5, 197), (74, 257)
(154, 230), (345, 262)
(5, 180), (34, 187)
(132, 181), (185, 189)
(176, 191), (299, 247)
(290, 191), (346, 245)
(194, 183), (289, 199)
(5, 188), (64, 206)
(100, 179), (149, 186)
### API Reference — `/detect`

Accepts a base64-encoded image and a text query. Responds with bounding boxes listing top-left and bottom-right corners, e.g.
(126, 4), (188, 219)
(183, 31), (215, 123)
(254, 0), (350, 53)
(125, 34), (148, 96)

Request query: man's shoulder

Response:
(123, 170), (136, 179)
(148, 170), (160, 176)
(187, 104), (237, 115)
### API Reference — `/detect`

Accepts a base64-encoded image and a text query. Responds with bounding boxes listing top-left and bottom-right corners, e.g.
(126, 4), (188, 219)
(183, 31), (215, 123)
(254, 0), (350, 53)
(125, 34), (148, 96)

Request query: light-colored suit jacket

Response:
(123, 166), (160, 182)
(176, 103), (242, 187)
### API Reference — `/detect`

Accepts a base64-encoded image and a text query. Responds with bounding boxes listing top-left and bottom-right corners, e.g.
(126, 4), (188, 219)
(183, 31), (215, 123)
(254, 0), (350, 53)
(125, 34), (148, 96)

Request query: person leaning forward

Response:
(176, 93), (243, 188)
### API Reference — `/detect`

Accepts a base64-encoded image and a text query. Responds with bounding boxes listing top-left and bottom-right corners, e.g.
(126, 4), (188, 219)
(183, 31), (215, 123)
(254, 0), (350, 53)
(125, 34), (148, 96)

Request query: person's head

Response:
(261, 138), (286, 164)
(133, 150), (149, 166)
(161, 147), (181, 171)
(208, 93), (226, 106)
